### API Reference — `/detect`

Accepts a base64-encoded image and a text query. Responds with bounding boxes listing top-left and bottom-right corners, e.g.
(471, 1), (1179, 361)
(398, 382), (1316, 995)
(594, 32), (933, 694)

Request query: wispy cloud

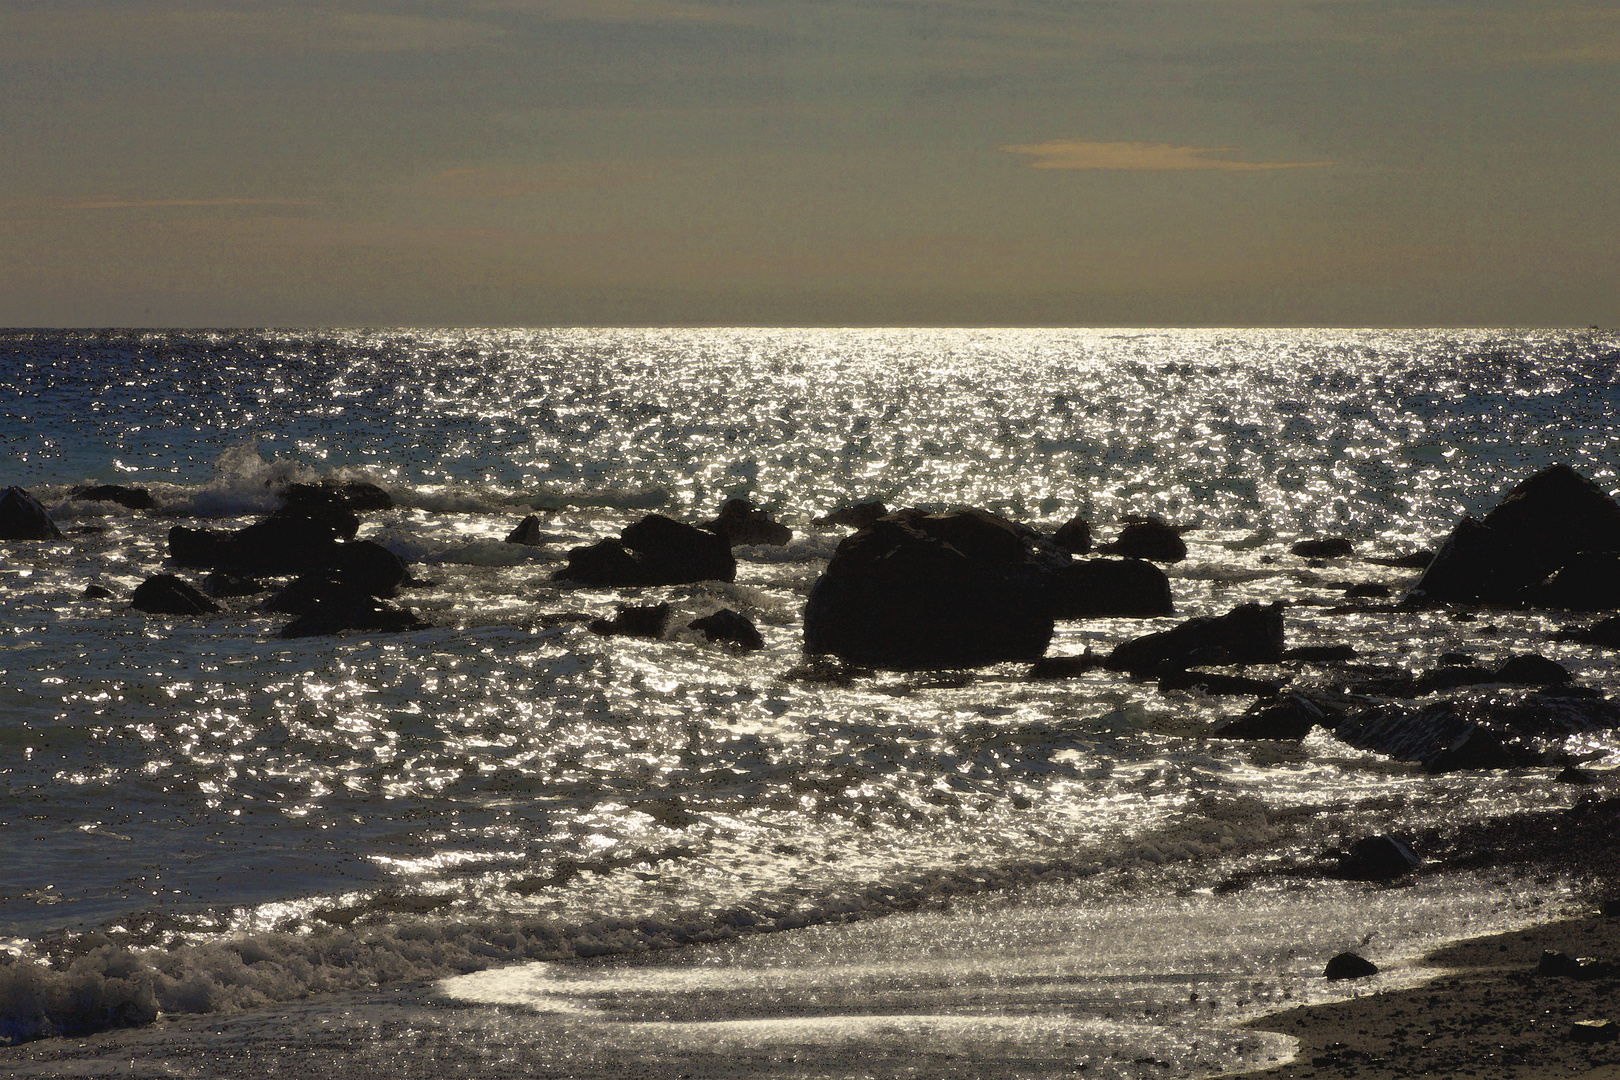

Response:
(52, 198), (328, 210)
(1000, 140), (1335, 171)
(418, 162), (635, 199)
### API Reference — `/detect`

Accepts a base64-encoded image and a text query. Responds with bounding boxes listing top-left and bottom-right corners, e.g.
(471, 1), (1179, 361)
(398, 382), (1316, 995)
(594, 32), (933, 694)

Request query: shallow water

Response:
(1, 327), (1617, 1071)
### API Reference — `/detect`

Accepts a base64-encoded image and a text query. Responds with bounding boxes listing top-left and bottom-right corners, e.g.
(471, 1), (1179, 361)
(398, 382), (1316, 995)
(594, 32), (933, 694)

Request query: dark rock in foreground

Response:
(701, 498), (791, 547)
(1105, 602), (1285, 676)
(804, 507), (1066, 668)
(1099, 516), (1187, 563)
(1336, 834), (1420, 881)
(279, 597), (429, 638)
(689, 608), (765, 650)
(1213, 693), (1338, 739)
(813, 501), (887, 530)
(131, 574), (220, 615)
(71, 484), (154, 511)
(1332, 689), (1620, 772)
(506, 514), (545, 546)
(1056, 558), (1173, 618)
(264, 541), (414, 615)
(1051, 515), (1092, 555)
(1556, 615), (1620, 648)
(0, 486), (63, 540)
(1291, 537), (1353, 558)
(1324, 952), (1380, 981)
(556, 514), (736, 587)
(170, 517), (342, 576)
(204, 572), (267, 598)
(589, 602), (671, 638)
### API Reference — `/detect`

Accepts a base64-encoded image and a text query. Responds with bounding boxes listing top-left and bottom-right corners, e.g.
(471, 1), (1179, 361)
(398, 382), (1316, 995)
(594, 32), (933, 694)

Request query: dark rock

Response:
(783, 656), (872, 686)
(1029, 653), (1102, 679)
(1332, 690), (1620, 772)
(1051, 515), (1092, 555)
(802, 507), (1066, 668)
(81, 584), (115, 600)
(1494, 653), (1570, 686)
(131, 574), (220, 616)
(1539, 951), (1618, 980)
(1336, 835), (1420, 881)
(334, 481), (394, 512)
(169, 517), (342, 576)
(589, 602), (671, 638)
(506, 514), (545, 546)
(1538, 551), (1620, 610)
(1056, 558), (1173, 618)
(203, 572), (267, 598)
(1098, 516), (1187, 563)
(1555, 615), (1620, 647)
(1410, 465), (1620, 606)
(0, 486), (63, 540)
(536, 611), (594, 628)
(813, 501), (888, 530)
(1213, 693), (1337, 740)
(701, 498), (791, 547)
(263, 541), (411, 615)
(1105, 602), (1285, 677)
(1557, 764), (1599, 785)
(279, 598), (429, 638)
(689, 608), (765, 650)
(1343, 582), (1390, 599)
(1367, 549), (1435, 569)
(1292, 537), (1354, 558)
(1324, 952), (1379, 981)
(71, 484), (154, 511)
(1158, 670), (1283, 696)
(1569, 1020), (1620, 1044)
(556, 514), (736, 587)
(273, 484), (360, 540)
(1284, 645), (1358, 663)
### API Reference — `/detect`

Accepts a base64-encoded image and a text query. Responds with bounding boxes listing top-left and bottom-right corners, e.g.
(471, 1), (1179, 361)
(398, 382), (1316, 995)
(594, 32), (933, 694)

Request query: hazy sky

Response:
(3, 0), (1617, 327)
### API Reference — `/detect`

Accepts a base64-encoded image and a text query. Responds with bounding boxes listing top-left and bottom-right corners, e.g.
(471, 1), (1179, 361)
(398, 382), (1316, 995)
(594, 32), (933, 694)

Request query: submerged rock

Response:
(1331, 689), (1620, 772)
(1056, 558), (1173, 619)
(556, 514), (736, 587)
(0, 486), (63, 540)
(701, 498), (792, 547)
(505, 514), (545, 546)
(589, 602), (671, 638)
(1212, 693), (1338, 740)
(279, 597), (429, 638)
(689, 608), (765, 650)
(803, 507), (1065, 668)
(71, 484), (154, 511)
(1291, 537), (1354, 558)
(131, 574), (220, 616)
(1105, 602), (1285, 677)
(813, 500), (887, 530)
(1099, 516), (1187, 563)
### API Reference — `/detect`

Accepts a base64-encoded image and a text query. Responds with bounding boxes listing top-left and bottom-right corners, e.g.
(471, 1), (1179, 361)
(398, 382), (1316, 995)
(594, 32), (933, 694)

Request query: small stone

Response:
(1324, 952), (1379, 981)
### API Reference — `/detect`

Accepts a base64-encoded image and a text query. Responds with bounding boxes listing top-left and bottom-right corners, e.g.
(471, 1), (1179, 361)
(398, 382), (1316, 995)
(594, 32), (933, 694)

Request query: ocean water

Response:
(2, 326), (1618, 1077)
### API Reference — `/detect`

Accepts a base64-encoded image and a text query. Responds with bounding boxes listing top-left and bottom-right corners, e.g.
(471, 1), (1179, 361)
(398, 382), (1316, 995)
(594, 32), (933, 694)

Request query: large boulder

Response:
(263, 540), (412, 615)
(1099, 516), (1187, 563)
(813, 501), (888, 530)
(131, 574), (220, 615)
(272, 484), (361, 540)
(1410, 465), (1620, 606)
(555, 514), (736, 587)
(506, 514), (545, 546)
(169, 517), (343, 576)
(1105, 602), (1285, 676)
(803, 507), (1066, 668)
(702, 499), (792, 547)
(71, 484), (155, 511)
(279, 597), (428, 638)
(0, 487), (63, 540)
(1056, 558), (1173, 618)
(1051, 516), (1092, 555)
(689, 608), (765, 650)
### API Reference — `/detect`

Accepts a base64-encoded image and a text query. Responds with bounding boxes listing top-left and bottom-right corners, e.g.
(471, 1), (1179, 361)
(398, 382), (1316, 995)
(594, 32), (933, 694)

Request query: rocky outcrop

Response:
(555, 514), (736, 587)
(813, 501), (887, 530)
(0, 487), (62, 540)
(689, 608), (765, 650)
(588, 602), (670, 638)
(263, 541), (413, 615)
(1051, 516), (1092, 555)
(803, 507), (1067, 668)
(71, 484), (154, 511)
(1212, 693), (1338, 740)
(279, 597), (429, 638)
(1334, 835), (1420, 881)
(505, 515), (545, 546)
(1291, 537), (1353, 558)
(1409, 465), (1620, 607)
(701, 498), (791, 547)
(1099, 516), (1187, 563)
(169, 518), (343, 576)
(1324, 952), (1379, 981)
(1331, 689), (1620, 772)
(1105, 602), (1285, 676)
(131, 574), (220, 615)
(272, 484), (360, 540)
(1055, 558), (1173, 618)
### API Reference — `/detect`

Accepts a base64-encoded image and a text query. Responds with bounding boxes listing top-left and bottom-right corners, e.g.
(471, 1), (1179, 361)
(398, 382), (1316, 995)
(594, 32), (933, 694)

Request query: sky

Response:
(2, 0), (1617, 327)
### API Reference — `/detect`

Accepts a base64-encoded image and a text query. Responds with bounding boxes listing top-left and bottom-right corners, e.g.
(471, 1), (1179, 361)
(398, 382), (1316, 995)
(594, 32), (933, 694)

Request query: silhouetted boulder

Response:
(689, 608), (765, 650)
(0, 487), (62, 540)
(81, 584), (115, 600)
(1410, 465), (1620, 606)
(803, 507), (1066, 668)
(1538, 552), (1620, 610)
(813, 501), (888, 530)
(1324, 952), (1379, 981)
(71, 484), (154, 511)
(1335, 835), (1420, 881)
(556, 514), (736, 587)
(273, 484), (360, 540)
(1056, 558), (1173, 618)
(1291, 537), (1354, 559)
(203, 572), (267, 598)
(1105, 602), (1285, 676)
(588, 602), (670, 638)
(1029, 654), (1102, 679)
(1555, 615), (1620, 648)
(169, 517), (342, 576)
(1213, 693), (1337, 740)
(1051, 516), (1092, 555)
(1367, 549), (1435, 569)
(1099, 516), (1187, 563)
(1332, 690), (1620, 772)
(702, 498), (791, 547)
(279, 598), (428, 638)
(506, 514), (545, 546)
(262, 541), (412, 615)
(131, 574), (220, 615)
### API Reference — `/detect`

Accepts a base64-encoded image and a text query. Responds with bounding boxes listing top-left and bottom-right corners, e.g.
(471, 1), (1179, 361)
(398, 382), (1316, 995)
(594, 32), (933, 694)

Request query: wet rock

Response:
(1098, 516), (1187, 563)
(169, 517), (343, 576)
(332, 481), (393, 512)
(1569, 1020), (1620, 1044)
(1494, 653), (1570, 686)
(131, 574), (220, 615)
(70, 484), (154, 511)
(1029, 653), (1102, 679)
(1554, 615), (1620, 647)
(813, 501), (888, 530)
(1557, 764), (1599, 785)
(1105, 602), (1285, 677)
(803, 507), (1066, 668)
(1538, 951), (1618, 980)
(1410, 464), (1620, 606)
(279, 597), (429, 638)
(1324, 952), (1379, 981)
(1367, 549), (1435, 569)
(0, 486), (63, 540)
(1056, 558), (1173, 618)
(1332, 689), (1620, 772)
(81, 584), (115, 600)
(263, 541), (413, 615)
(689, 608), (764, 650)
(1158, 669), (1282, 696)
(1284, 645), (1358, 663)
(1538, 551), (1620, 610)
(701, 498), (791, 547)
(1051, 515), (1092, 555)
(589, 602), (671, 638)
(272, 484), (360, 540)
(505, 514), (545, 546)
(556, 514), (736, 587)
(1335, 834), (1420, 881)
(1343, 582), (1390, 599)
(1292, 537), (1354, 558)
(1213, 693), (1337, 740)
(202, 572), (265, 598)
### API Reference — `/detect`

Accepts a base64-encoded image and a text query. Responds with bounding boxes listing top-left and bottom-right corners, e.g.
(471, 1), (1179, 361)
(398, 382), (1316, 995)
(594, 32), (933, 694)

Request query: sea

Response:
(1, 326), (1618, 1079)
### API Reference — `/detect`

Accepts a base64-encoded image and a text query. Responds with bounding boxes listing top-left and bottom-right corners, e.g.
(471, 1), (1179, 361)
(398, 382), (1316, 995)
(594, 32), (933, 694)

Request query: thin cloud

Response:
(53, 198), (328, 210)
(1000, 140), (1335, 171)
